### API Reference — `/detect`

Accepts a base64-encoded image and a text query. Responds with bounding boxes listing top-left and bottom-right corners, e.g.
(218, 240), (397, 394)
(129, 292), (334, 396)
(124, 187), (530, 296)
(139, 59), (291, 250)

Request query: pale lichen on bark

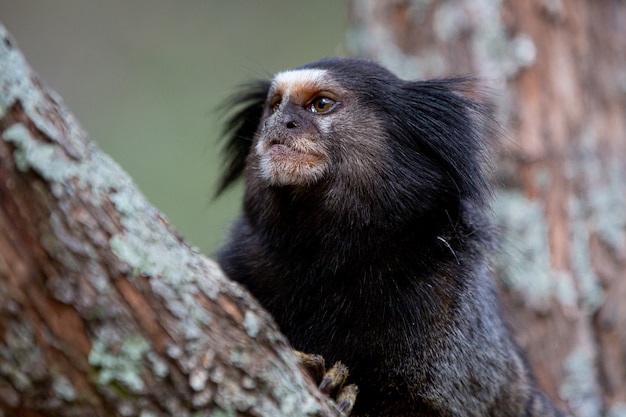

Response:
(0, 23), (338, 417)
(492, 190), (578, 311)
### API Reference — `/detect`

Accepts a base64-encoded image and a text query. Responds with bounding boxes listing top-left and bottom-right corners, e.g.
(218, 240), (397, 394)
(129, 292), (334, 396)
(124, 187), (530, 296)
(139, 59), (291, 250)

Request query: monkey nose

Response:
(282, 114), (300, 129)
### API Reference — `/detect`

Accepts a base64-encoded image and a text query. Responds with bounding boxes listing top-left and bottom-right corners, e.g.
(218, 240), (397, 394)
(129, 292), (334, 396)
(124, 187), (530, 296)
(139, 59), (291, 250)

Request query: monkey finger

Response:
(295, 350), (326, 382)
(336, 383), (358, 415)
(319, 361), (349, 395)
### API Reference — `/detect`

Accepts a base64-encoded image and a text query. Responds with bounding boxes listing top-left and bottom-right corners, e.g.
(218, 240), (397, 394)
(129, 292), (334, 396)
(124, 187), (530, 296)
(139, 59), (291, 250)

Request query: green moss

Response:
(198, 408), (235, 417)
(589, 160), (626, 251)
(147, 351), (169, 379)
(3, 124), (63, 176)
(88, 336), (150, 394)
(243, 310), (261, 338)
(607, 403), (626, 417)
(492, 190), (573, 309)
(568, 197), (603, 312)
(52, 374), (77, 401)
(559, 347), (602, 417)
(0, 321), (45, 392)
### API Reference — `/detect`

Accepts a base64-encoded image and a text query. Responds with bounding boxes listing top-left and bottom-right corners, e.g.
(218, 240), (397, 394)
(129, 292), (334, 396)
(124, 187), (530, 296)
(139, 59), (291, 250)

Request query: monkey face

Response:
(251, 67), (389, 196)
(218, 57), (491, 214)
(253, 69), (343, 188)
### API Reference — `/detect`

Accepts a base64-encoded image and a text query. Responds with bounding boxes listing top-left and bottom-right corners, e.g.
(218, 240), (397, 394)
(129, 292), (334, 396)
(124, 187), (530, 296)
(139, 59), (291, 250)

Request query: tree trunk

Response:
(347, 1), (626, 417)
(0, 24), (340, 417)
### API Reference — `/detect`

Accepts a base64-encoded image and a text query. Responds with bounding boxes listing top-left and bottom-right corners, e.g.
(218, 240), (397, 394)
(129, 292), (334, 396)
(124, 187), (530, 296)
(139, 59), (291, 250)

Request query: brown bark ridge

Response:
(0, 24), (340, 417)
(347, 1), (626, 417)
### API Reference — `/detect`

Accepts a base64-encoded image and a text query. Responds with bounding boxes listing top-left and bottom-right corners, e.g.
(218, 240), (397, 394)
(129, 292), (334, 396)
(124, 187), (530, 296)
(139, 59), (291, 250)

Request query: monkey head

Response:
(217, 58), (491, 221)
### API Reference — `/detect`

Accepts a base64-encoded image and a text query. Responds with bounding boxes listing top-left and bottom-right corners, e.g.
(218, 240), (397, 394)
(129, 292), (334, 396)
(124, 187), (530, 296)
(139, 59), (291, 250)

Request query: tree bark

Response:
(347, 1), (626, 417)
(0, 24), (340, 417)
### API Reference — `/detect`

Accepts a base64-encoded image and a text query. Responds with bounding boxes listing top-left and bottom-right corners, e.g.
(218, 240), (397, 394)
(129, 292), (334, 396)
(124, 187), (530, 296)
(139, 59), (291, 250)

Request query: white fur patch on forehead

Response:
(271, 69), (329, 95)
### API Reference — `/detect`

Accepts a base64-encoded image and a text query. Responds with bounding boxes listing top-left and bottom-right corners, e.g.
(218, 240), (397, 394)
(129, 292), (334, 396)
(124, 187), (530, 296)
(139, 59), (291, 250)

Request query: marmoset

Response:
(215, 57), (565, 417)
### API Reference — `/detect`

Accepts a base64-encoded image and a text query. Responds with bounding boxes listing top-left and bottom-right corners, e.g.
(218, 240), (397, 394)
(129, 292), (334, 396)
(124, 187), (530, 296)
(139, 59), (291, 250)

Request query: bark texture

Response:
(0, 24), (339, 417)
(347, 1), (626, 417)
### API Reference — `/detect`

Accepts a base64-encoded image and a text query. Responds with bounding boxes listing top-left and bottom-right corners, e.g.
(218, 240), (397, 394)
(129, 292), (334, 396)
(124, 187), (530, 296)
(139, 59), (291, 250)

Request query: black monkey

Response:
(216, 57), (566, 417)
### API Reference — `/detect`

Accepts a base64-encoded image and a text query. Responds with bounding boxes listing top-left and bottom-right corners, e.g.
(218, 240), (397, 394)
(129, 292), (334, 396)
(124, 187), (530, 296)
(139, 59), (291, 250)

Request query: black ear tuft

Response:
(396, 78), (495, 207)
(215, 80), (271, 197)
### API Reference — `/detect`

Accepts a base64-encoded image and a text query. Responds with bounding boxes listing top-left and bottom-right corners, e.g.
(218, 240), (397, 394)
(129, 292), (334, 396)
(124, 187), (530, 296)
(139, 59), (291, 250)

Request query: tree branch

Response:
(0, 24), (338, 417)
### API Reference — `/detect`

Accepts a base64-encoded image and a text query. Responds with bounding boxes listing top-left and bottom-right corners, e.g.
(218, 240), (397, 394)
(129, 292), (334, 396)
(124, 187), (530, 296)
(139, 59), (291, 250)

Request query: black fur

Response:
(216, 79), (271, 195)
(215, 57), (565, 417)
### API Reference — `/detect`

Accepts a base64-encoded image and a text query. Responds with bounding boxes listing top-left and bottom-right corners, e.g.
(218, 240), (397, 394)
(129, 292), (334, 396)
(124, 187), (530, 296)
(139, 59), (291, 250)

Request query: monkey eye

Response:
(309, 96), (337, 113)
(270, 97), (281, 113)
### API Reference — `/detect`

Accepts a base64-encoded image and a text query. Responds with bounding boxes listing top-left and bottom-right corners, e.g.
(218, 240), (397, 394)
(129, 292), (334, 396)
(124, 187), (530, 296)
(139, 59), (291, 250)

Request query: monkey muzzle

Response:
(255, 127), (329, 187)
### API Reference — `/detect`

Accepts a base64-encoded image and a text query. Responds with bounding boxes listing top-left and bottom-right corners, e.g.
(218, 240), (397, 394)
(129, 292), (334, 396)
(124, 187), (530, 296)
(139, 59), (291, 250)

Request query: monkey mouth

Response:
(256, 136), (329, 186)
(268, 143), (301, 158)
(266, 141), (303, 161)
(265, 137), (324, 159)
(267, 138), (296, 152)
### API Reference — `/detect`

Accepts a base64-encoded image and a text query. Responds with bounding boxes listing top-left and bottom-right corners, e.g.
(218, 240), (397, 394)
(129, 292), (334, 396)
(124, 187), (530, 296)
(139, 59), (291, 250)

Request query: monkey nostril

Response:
(286, 121), (298, 129)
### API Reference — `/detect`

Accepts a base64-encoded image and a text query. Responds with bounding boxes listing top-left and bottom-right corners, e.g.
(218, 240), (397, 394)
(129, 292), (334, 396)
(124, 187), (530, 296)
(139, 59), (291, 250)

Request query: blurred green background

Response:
(1, 1), (347, 255)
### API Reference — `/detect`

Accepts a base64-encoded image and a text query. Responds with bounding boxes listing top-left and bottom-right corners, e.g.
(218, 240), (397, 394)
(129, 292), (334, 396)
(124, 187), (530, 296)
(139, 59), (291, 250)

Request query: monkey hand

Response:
(295, 351), (358, 416)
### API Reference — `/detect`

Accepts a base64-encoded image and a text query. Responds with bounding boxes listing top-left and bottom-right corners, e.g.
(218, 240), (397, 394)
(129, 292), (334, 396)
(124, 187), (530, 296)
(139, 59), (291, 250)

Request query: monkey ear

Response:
(400, 78), (495, 207)
(215, 80), (271, 197)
